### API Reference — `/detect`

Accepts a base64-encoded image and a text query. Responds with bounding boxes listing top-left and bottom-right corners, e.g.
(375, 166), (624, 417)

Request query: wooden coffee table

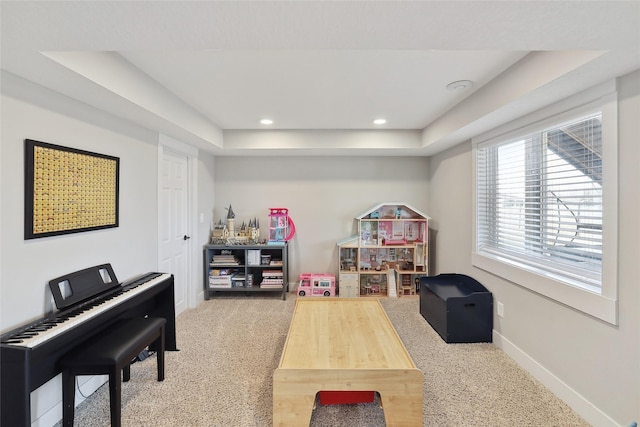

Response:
(273, 299), (423, 426)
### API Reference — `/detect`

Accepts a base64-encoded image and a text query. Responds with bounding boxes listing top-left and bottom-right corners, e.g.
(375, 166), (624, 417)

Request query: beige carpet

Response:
(57, 295), (589, 427)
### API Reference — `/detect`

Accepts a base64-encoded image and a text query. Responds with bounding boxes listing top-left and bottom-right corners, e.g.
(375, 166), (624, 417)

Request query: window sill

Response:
(472, 251), (617, 325)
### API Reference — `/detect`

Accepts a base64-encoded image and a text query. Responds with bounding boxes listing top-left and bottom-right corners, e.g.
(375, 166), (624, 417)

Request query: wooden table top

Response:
(278, 298), (417, 370)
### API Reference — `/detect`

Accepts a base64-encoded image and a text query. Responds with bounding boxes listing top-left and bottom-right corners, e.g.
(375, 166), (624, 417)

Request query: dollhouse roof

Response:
(336, 235), (359, 246)
(354, 203), (431, 220)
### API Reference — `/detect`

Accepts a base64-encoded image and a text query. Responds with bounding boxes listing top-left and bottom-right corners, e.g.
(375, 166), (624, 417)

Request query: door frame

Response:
(157, 134), (199, 312)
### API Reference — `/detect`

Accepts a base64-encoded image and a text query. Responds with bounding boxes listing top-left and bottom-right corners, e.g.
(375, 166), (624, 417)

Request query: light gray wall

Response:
(213, 155), (430, 283)
(0, 73), (167, 424)
(196, 151), (216, 301)
(1, 72), (218, 426)
(426, 70), (640, 426)
(0, 74), (162, 331)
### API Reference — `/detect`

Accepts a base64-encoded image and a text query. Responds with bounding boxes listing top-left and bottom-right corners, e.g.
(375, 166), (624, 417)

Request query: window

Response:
(472, 83), (618, 324)
(476, 113), (603, 291)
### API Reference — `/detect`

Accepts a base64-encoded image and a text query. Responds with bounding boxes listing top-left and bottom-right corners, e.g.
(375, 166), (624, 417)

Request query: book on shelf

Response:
(209, 268), (239, 288)
(210, 251), (240, 265)
(247, 250), (261, 266)
(210, 259), (239, 266)
(269, 259), (283, 266)
(260, 283), (283, 289)
(209, 274), (233, 288)
(260, 277), (283, 288)
(262, 270), (283, 277)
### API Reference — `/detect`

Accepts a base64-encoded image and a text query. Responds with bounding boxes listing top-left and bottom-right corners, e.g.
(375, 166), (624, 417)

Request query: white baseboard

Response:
(493, 330), (618, 427)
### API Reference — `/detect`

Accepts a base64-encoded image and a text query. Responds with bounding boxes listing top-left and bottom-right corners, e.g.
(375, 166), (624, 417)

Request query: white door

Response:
(159, 148), (190, 316)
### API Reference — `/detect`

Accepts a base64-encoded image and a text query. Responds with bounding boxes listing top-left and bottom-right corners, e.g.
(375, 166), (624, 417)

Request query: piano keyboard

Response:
(1, 273), (171, 349)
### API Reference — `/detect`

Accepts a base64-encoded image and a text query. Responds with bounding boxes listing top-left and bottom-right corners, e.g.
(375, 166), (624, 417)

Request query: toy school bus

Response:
(297, 273), (336, 297)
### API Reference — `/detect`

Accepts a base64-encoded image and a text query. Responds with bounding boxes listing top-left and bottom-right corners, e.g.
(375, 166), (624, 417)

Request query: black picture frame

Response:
(24, 139), (120, 239)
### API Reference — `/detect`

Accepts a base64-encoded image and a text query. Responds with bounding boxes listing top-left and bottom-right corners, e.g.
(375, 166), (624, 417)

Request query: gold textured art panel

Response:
(25, 140), (119, 239)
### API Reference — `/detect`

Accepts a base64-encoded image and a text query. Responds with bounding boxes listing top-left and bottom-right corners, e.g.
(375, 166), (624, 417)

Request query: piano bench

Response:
(59, 317), (166, 427)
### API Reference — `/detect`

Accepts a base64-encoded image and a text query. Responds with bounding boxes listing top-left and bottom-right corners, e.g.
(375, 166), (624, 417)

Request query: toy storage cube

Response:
(419, 274), (493, 343)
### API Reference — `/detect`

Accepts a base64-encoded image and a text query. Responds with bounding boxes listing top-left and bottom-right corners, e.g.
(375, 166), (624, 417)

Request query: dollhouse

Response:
(337, 203), (430, 297)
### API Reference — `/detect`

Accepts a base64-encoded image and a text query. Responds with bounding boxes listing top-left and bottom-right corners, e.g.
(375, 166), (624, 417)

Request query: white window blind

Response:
(476, 113), (603, 290)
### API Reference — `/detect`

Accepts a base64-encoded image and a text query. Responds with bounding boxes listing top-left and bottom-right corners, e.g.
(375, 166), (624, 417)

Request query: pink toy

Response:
(268, 208), (296, 243)
(297, 273), (336, 297)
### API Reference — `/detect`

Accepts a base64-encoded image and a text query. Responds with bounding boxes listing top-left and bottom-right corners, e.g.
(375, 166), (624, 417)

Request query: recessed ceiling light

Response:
(260, 119), (273, 125)
(446, 80), (473, 91)
(373, 119), (387, 125)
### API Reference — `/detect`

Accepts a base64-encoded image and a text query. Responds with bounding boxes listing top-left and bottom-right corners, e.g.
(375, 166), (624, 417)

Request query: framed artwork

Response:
(24, 139), (120, 239)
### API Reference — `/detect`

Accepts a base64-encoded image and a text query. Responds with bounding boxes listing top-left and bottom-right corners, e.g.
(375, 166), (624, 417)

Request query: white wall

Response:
(196, 151), (216, 302)
(427, 70), (640, 426)
(1, 72), (170, 426)
(213, 155), (430, 283)
(1, 74), (162, 331)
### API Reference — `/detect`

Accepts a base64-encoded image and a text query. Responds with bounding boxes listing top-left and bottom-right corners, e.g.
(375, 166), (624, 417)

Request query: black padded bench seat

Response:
(59, 317), (166, 427)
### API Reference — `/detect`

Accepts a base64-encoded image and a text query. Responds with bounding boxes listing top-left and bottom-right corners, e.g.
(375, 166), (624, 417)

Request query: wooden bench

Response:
(59, 317), (166, 427)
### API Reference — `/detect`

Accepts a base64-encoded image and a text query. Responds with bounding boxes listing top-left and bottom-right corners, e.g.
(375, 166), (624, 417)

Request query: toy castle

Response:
(211, 204), (261, 245)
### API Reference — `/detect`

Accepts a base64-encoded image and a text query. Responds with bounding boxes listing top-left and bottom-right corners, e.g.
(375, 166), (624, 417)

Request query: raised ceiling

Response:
(1, 1), (638, 156)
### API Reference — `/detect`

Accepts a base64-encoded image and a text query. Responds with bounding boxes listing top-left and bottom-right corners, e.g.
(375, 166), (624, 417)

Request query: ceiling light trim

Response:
(446, 80), (473, 91)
